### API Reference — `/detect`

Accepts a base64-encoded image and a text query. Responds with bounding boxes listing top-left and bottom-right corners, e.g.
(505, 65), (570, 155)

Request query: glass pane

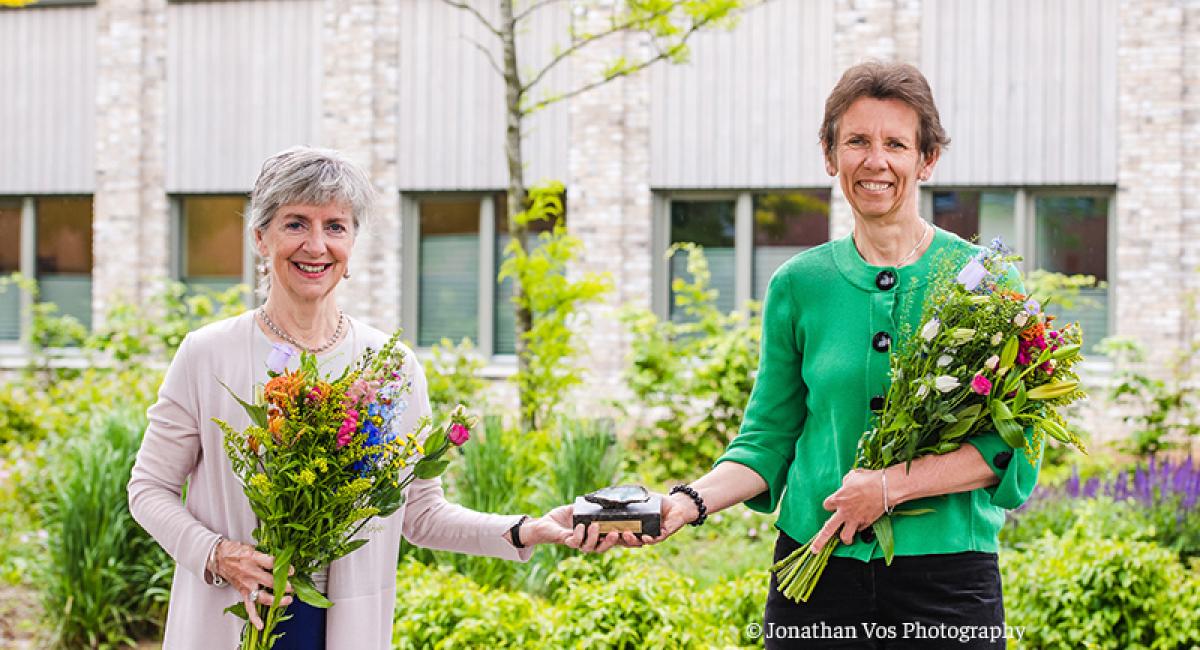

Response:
(36, 197), (92, 330)
(496, 193), (559, 356)
(0, 202), (19, 273)
(670, 200), (736, 320)
(1, 202), (21, 340)
(183, 196), (245, 282)
(932, 191), (1016, 247)
(419, 199), (480, 347)
(752, 190), (830, 300)
(1035, 196), (1109, 353)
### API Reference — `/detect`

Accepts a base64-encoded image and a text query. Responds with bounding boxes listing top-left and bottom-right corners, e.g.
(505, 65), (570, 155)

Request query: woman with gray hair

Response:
(128, 146), (617, 649)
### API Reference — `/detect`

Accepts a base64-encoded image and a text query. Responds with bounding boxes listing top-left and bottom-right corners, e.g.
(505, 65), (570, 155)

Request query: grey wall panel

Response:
(922, 0), (1118, 186)
(166, 0), (322, 193)
(0, 6), (95, 194)
(397, 0), (569, 191)
(650, 1), (836, 189)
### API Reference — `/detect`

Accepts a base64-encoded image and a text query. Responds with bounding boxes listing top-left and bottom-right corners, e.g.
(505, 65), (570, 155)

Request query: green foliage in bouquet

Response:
(215, 331), (475, 649)
(40, 406), (173, 649)
(621, 244), (761, 483)
(1001, 511), (1200, 650)
(774, 240), (1089, 602)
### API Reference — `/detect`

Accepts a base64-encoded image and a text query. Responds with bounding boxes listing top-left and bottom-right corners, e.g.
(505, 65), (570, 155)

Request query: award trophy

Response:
(572, 485), (662, 542)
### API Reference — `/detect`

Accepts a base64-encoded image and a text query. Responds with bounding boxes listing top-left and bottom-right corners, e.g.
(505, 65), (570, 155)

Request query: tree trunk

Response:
(499, 0), (534, 431)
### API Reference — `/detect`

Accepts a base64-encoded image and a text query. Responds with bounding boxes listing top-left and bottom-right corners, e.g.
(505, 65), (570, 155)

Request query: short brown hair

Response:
(820, 61), (950, 163)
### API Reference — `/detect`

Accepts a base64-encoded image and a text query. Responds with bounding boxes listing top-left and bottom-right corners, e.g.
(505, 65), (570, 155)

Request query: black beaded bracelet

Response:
(670, 484), (707, 526)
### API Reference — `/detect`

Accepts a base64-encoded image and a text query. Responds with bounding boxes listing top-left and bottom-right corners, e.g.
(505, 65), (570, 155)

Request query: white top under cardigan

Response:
(128, 311), (531, 649)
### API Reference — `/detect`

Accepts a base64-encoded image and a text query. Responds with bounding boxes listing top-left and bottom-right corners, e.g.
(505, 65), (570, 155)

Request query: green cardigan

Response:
(717, 227), (1041, 561)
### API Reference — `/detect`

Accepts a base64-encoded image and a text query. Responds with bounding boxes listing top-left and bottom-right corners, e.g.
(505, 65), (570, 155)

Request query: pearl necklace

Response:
(855, 220), (931, 268)
(257, 307), (345, 354)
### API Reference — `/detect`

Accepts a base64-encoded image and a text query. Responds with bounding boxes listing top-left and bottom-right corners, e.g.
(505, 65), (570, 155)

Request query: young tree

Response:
(445, 0), (751, 425)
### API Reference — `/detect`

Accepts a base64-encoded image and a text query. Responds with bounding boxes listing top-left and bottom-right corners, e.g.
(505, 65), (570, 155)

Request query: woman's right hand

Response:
(214, 540), (293, 630)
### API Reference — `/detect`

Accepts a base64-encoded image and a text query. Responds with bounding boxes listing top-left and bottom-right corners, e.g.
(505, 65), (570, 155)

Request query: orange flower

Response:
(1020, 321), (1046, 342)
(268, 414), (286, 443)
(999, 289), (1026, 302)
(264, 373), (303, 408)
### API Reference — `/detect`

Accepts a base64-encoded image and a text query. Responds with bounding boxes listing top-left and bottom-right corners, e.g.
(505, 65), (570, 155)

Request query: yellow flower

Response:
(249, 473), (270, 492)
(314, 458), (329, 473)
(296, 469), (316, 486)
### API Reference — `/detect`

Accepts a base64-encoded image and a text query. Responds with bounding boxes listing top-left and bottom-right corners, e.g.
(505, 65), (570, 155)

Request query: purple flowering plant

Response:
(774, 239), (1089, 603)
(213, 331), (476, 649)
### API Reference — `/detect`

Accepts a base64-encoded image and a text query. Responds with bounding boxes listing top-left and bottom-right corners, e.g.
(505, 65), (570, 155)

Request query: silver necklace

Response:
(892, 220), (932, 267)
(258, 307), (345, 354)
(856, 220), (931, 268)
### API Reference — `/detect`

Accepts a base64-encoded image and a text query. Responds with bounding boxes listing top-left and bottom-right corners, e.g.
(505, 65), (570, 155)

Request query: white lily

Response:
(984, 355), (1000, 371)
(916, 383), (930, 399)
(1014, 312), (1029, 327)
(935, 375), (961, 393)
(950, 328), (976, 344)
(937, 354), (954, 367)
(920, 318), (941, 341)
(991, 332), (1003, 346)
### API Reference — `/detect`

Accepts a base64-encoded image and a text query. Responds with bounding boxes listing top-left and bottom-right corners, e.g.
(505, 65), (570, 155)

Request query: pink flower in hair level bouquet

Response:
(213, 331), (475, 650)
(773, 239), (1088, 603)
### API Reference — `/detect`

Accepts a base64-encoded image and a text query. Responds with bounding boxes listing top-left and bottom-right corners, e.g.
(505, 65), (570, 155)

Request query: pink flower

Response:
(336, 426), (353, 448)
(448, 423), (470, 446)
(1016, 349), (1031, 365)
(346, 379), (377, 405)
(970, 374), (993, 395)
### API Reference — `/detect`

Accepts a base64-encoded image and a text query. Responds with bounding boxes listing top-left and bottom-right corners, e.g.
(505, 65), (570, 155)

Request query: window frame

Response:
(402, 192), (511, 367)
(653, 189), (834, 320)
(170, 194), (257, 308)
(0, 195), (94, 361)
(922, 185), (1116, 364)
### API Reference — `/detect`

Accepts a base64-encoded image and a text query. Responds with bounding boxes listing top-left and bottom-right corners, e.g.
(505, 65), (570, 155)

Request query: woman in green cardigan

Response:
(625, 62), (1039, 649)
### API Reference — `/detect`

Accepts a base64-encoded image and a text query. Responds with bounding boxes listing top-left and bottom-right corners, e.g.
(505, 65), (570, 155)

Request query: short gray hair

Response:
(249, 146), (376, 235)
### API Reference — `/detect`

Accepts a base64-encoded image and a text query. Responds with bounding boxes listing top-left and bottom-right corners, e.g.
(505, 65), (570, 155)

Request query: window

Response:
(177, 195), (249, 294)
(656, 190), (832, 318)
(929, 189), (1110, 354)
(409, 193), (551, 358)
(1034, 195), (1109, 350)
(670, 199), (736, 319)
(753, 191), (830, 300)
(417, 198), (484, 348)
(36, 197), (94, 331)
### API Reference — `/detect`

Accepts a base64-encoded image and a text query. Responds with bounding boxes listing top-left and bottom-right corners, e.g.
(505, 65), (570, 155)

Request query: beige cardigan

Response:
(128, 312), (530, 649)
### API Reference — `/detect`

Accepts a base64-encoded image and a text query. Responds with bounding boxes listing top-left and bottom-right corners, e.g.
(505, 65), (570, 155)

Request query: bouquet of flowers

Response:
(213, 331), (474, 649)
(773, 240), (1088, 603)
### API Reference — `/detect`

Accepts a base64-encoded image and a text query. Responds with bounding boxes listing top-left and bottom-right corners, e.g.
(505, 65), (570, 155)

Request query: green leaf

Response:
(874, 516), (895, 565)
(224, 602), (248, 620)
(292, 574), (333, 609)
(999, 336), (1019, 370)
(423, 431), (447, 455)
(413, 459), (450, 479)
(272, 546), (294, 603)
(218, 379), (268, 428)
(942, 404), (982, 440)
(990, 399), (1026, 447)
(1014, 382), (1028, 413)
(1051, 344), (1080, 360)
(341, 538), (369, 556)
(894, 508), (935, 516)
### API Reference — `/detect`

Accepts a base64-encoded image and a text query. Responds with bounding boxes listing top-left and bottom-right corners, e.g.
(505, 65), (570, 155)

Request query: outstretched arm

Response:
(621, 461), (769, 547)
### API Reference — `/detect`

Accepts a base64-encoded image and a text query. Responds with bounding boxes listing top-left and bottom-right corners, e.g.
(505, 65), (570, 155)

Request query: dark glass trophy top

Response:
(583, 485), (651, 509)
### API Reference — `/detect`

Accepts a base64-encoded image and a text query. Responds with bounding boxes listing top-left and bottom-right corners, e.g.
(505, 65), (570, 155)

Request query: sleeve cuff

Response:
(474, 514), (535, 563)
(714, 449), (788, 514)
(965, 429), (1042, 510)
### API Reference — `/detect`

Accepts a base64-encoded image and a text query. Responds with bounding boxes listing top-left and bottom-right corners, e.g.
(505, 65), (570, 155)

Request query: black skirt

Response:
(762, 531), (1006, 649)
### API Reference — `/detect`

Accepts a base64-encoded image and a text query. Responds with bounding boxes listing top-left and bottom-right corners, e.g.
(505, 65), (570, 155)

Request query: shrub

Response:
(39, 406), (173, 648)
(424, 337), (489, 417)
(1002, 516), (1200, 650)
(621, 245), (761, 484)
(392, 560), (547, 650)
(393, 554), (769, 649)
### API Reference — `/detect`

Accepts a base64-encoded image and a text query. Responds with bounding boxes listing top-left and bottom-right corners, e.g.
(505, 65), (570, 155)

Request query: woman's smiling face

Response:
(255, 202), (355, 304)
(825, 97), (939, 222)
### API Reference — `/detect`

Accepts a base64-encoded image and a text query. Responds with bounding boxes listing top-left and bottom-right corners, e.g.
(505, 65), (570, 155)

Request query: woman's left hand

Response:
(811, 468), (886, 552)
